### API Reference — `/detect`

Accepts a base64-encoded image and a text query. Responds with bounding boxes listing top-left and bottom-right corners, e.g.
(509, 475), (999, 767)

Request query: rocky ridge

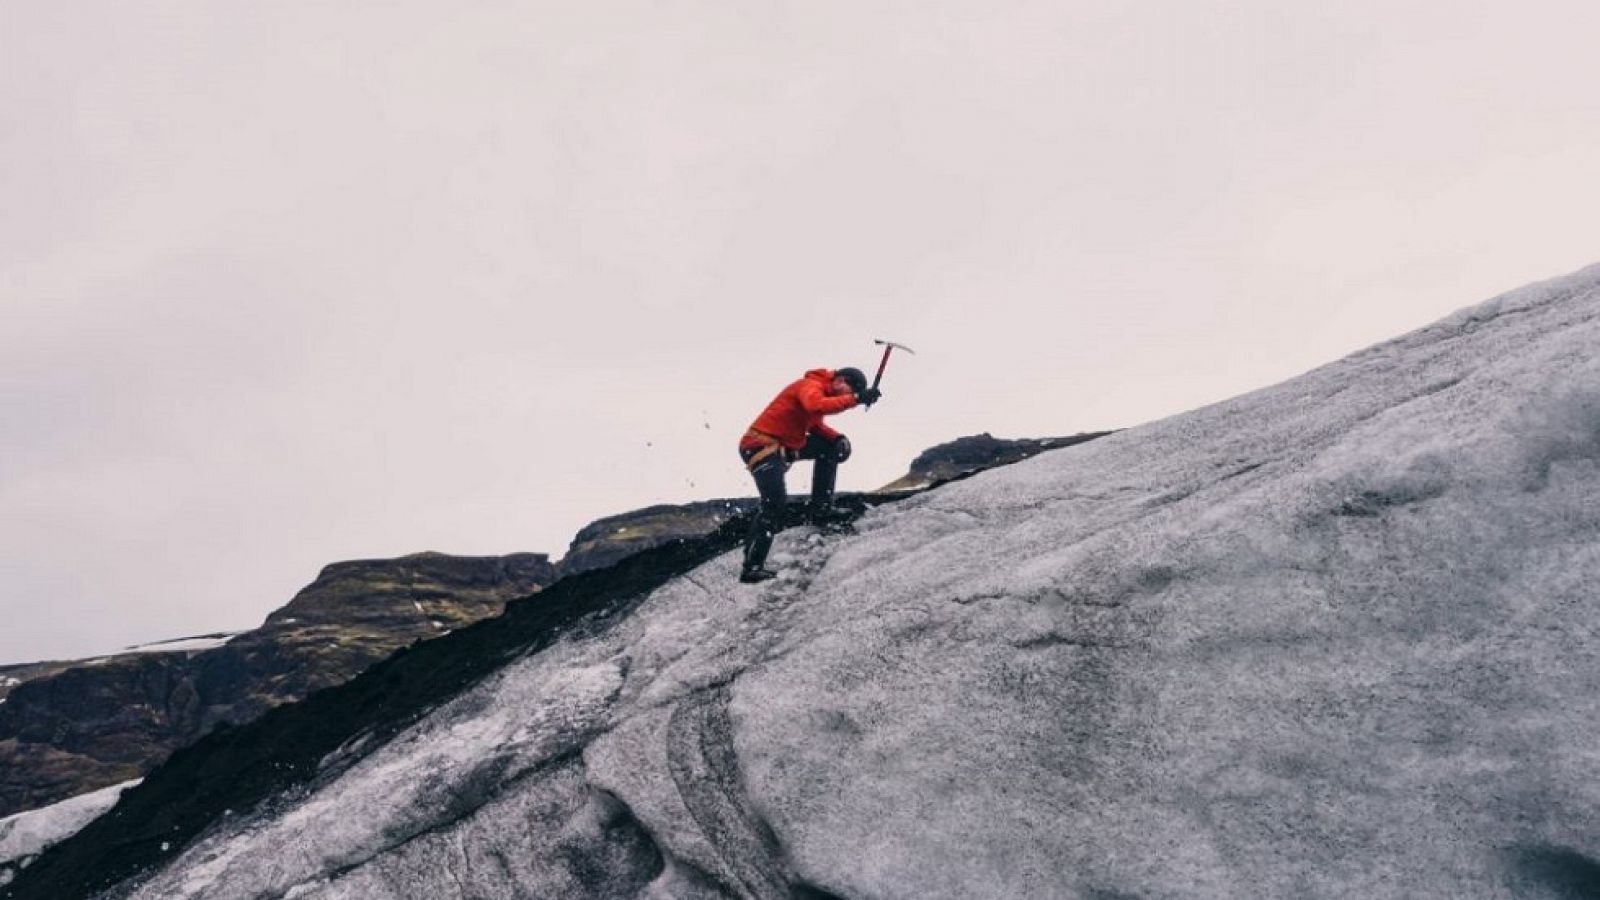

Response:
(557, 500), (758, 577)
(876, 431), (1112, 491)
(556, 432), (1110, 576)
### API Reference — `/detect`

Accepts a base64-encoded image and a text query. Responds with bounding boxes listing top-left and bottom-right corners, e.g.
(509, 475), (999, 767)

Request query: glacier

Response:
(15, 263), (1600, 899)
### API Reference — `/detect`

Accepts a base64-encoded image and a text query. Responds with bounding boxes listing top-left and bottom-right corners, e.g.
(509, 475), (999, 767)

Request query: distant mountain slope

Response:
(0, 663), (78, 705)
(0, 552), (553, 818)
(22, 263), (1600, 898)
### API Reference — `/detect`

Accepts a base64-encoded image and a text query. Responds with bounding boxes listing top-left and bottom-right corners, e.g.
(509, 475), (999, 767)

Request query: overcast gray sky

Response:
(4, 1), (1598, 664)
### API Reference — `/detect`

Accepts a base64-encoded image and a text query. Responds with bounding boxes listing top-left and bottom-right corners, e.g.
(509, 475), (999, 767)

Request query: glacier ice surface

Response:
(112, 264), (1600, 899)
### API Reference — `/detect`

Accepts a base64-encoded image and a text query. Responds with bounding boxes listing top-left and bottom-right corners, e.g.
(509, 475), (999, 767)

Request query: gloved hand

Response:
(856, 387), (882, 407)
(832, 435), (852, 462)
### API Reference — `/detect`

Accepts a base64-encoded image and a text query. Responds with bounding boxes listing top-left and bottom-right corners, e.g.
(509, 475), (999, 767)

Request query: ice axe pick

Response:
(867, 339), (915, 411)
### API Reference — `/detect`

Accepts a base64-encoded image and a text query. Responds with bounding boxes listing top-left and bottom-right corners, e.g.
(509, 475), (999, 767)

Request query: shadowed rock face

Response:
(558, 500), (758, 578)
(0, 664), (78, 704)
(0, 552), (554, 819)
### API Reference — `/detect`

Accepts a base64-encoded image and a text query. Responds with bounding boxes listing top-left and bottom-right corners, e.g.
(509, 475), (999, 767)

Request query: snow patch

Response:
(0, 780), (141, 881)
(119, 633), (241, 655)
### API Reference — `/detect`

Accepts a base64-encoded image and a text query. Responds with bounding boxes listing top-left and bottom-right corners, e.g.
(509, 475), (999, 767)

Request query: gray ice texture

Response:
(113, 264), (1600, 898)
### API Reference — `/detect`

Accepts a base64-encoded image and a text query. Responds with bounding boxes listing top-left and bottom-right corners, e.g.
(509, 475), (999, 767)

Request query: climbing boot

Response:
(740, 566), (778, 584)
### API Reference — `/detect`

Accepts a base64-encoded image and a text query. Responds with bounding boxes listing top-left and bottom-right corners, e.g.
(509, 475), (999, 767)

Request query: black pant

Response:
(738, 433), (846, 572)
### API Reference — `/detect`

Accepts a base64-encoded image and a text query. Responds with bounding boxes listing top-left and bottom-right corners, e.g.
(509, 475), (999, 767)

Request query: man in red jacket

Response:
(737, 366), (881, 583)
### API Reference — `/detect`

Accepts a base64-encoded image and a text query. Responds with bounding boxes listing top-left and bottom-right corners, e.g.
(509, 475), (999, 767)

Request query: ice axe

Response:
(866, 339), (915, 411)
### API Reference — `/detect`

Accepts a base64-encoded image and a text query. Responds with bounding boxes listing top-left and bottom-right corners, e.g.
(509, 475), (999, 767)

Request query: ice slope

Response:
(0, 781), (138, 887)
(115, 265), (1600, 899)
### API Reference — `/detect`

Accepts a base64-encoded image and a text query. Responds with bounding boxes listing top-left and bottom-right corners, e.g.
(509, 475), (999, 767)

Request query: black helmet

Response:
(835, 367), (868, 394)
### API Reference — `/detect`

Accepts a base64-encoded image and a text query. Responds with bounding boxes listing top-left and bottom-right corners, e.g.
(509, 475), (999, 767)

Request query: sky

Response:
(3, 0), (1598, 664)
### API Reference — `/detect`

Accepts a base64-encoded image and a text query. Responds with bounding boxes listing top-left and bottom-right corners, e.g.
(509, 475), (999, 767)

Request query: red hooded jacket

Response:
(742, 368), (859, 450)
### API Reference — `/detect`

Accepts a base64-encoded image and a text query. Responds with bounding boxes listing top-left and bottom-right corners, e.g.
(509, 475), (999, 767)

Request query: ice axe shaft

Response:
(867, 339), (915, 411)
(871, 339), (915, 389)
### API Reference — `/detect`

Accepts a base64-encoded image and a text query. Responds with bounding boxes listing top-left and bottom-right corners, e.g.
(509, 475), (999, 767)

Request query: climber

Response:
(736, 367), (881, 584)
